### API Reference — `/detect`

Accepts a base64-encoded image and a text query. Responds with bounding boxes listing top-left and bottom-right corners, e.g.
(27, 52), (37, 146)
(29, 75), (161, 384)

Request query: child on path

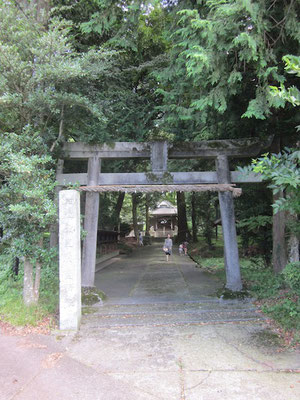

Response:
(179, 244), (184, 256)
(183, 241), (188, 256)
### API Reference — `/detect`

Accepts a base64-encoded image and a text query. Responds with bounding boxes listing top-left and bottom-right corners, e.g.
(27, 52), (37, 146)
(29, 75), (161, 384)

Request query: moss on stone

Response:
(251, 329), (282, 348)
(81, 287), (106, 305)
(82, 307), (98, 315)
(216, 286), (249, 299)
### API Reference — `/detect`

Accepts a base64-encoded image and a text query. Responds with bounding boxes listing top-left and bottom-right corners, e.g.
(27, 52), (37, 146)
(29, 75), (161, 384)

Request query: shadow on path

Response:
(94, 242), (222, 305)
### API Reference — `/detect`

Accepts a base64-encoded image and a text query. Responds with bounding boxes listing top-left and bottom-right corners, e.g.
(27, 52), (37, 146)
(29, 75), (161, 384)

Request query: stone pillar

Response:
(151, 141), (168, 174)
(216, 155), (242, 291)
(81, 157), (100, 287)
(59, 190), (81, 330)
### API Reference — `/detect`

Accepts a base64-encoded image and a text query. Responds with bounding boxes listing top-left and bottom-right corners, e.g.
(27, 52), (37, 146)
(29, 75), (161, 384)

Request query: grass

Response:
(188, 236), (300, 344)
(0, 253), (58, 327)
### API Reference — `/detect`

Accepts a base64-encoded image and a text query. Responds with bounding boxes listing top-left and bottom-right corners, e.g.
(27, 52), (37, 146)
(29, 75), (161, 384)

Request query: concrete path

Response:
(1, 243), (299, 400)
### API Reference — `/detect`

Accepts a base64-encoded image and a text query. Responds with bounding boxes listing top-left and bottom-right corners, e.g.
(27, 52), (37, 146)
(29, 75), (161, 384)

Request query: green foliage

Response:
(262, 297), (300, 331)
(269, 55), (300, 107)
(118, 241), (133, 254)
(282, 262), (300, 292)
(239, 149), (300, 221)
(190, 238), (299, 332)
(238, 215), (271, 230)
(0, 254), (58, 325)
(234, 183), (272, 263)
(0, 129), (57, 261)
(154, 0), (299, 139)
(53, 0), (169, 142)
(0, 1), (120, 145)
(241, 259), (284, 298)
(120, 222), (131, 237)
(241, 259), (300, 331)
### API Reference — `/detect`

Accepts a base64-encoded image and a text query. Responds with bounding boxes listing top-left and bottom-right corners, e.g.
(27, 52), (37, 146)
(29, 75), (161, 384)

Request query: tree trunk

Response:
(287, 204), (299, 263)
(145, 194), (150, 236)
(288, 234), (299, 263)
(23, 258), (36, 305)
(132, 193), (139, 243)
(191, 192), (198, 242)
(33, 261), (41, 302)
(177, 191), (190, 243)
(272, 190), (287, 273)
(287, 210), (299, 263)
(114, 192), (125, 230)
(12, 257), (19, 276)
(18, 0), (50, 24)
(50, 159), (64, 248)
(23, 238), (43, 305)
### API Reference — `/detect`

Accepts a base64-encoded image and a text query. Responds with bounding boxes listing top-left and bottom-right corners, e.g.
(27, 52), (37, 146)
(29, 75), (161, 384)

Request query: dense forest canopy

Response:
(0, 0), (299, 307)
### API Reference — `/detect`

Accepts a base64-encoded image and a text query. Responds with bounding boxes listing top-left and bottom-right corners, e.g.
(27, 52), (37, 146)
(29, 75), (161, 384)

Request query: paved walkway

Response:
(95, 242), (223, 304)
(1, 243), (299, 400)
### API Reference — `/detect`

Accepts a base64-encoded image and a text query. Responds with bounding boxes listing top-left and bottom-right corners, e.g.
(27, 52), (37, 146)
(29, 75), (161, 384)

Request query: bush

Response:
(263, 297), (300, 330)
(117, 242), (133, 254)
(0, 253), (58, 326)
(241, 258), (284, 299)
(282, 262), (300, 291)
(119, 222), (131, 237)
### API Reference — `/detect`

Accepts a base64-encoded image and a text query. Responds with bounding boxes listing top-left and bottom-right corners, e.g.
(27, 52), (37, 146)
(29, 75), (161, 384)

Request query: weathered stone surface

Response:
(82, 157), (100, 287)
(62, 137), (273, 159)
(56, 171), (262, 186)
(151, 141), (168, 172)
(63, 142), (151, 159)
(59, 190), (81, 330)
(216, 156), (242, 291)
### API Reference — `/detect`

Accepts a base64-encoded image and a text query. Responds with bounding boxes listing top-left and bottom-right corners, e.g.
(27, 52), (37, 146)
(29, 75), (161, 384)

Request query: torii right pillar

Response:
(216, 155), (242, 291)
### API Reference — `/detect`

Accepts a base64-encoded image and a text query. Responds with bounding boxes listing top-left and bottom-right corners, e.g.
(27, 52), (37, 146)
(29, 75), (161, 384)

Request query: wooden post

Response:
(216, 155), (242, 291)
(81, 157), (100, 287)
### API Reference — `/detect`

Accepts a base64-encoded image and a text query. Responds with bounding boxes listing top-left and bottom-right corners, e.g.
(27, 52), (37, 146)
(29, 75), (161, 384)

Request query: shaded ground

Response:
(1, 243), (299, 400)
(94, 242), (222, 304)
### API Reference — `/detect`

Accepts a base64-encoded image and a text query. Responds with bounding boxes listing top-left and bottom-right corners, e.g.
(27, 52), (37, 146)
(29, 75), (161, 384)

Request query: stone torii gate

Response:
(57, 137), (273, 295)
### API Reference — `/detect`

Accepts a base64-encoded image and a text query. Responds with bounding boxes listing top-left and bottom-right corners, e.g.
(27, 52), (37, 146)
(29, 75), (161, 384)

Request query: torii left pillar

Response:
(82, 157), (100, 287)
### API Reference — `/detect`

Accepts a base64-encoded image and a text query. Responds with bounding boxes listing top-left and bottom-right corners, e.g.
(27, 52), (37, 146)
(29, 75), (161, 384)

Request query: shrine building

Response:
(149, 200), (178, 238)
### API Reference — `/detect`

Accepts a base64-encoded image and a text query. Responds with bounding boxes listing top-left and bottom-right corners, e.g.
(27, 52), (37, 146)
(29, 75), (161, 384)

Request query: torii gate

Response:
(57, 137), (272, 295)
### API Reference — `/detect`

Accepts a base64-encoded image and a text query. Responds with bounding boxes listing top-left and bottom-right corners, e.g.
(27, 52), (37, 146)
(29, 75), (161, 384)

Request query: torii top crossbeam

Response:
(57, 136), (273, 187)
(63, 136), (273, 160)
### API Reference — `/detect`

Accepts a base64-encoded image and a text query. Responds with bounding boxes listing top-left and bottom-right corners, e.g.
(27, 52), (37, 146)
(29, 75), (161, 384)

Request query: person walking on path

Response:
(138, 231), (143, 246)
(163, 234), (173, 262)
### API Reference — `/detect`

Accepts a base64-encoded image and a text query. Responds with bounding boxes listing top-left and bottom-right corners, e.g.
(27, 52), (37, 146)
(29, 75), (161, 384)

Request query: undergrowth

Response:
(0, 253), (58, 327)
(189, 240), (300, 341)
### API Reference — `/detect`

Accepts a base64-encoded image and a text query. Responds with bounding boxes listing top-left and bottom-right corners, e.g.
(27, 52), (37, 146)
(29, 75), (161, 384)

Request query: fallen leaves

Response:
(42, 352), (64, 368)
(0, 316), (57, 336)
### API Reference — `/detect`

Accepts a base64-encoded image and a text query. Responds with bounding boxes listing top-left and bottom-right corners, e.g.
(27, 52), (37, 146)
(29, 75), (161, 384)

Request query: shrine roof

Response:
(150, 201), (177, 216)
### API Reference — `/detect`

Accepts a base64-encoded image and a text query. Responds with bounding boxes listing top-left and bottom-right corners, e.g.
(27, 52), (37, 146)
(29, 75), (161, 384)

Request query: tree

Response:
(0, 1), (120, 147)
(239, 148), (300, 271)
(269, 55), (300, 107)
(176, 191), (190, 243)
(0, 1), (118, 303)
(52, 0), (170, 142)
(155, 0), (299, 140)
(0, 130), (57, 305)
